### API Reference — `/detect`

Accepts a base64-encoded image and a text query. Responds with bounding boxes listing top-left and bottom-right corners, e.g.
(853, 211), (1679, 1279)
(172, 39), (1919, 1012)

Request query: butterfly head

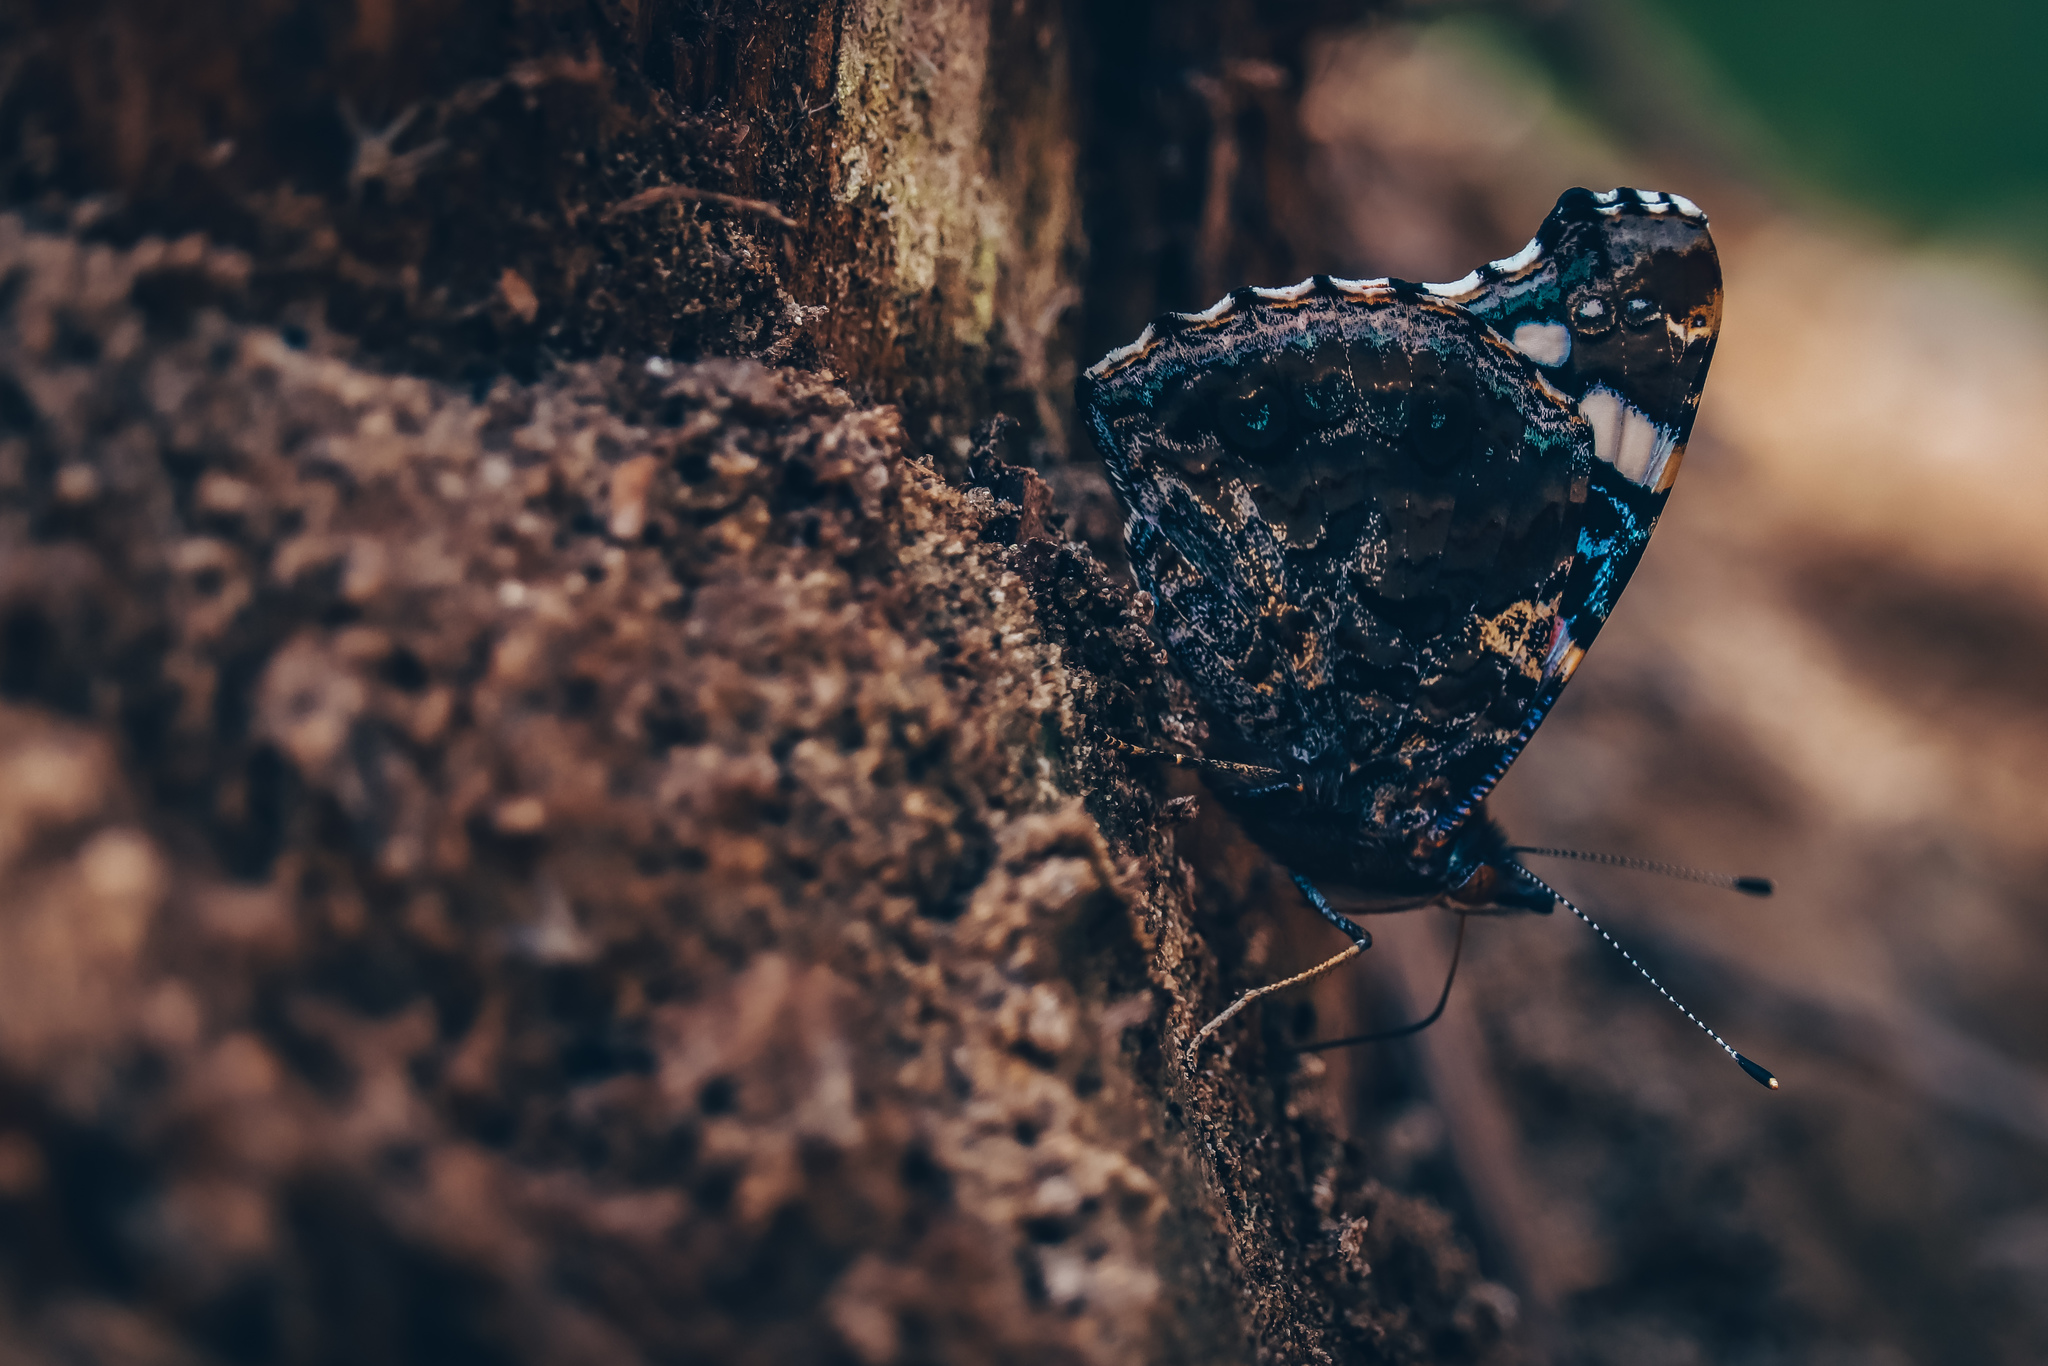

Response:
(1435, 811), (1557, 915)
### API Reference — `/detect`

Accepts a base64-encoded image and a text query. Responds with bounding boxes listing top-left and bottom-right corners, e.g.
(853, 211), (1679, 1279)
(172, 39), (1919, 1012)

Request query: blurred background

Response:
(1212, 1), (2048, 1361)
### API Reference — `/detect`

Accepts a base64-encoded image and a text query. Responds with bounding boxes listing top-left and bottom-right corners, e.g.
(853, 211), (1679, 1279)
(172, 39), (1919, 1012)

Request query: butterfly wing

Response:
(1079, 189), (1721, 864)
(1080, 280), (1592, 848)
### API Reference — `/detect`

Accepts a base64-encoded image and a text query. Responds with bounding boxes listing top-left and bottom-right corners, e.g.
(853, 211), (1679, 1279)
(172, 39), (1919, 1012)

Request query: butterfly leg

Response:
(1096, 731), (1298, 788)
(1295, 913), (1468, 1052)
(1183, 872), (1371, 1070)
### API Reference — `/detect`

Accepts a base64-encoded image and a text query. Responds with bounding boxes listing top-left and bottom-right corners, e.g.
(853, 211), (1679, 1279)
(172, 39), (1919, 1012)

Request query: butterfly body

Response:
(1079, 188), (1721, 917)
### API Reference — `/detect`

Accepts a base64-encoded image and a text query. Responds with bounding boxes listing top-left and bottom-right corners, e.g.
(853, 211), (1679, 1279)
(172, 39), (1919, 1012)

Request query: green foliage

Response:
(1646, 0), (2048, 251)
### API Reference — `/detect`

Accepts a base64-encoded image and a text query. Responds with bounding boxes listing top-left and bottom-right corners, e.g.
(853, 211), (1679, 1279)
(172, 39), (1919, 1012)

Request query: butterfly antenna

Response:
(1295, 914), (1468, 1053)
(1520, 869), (1779, 1090)
(1511, 847), (1772, 897)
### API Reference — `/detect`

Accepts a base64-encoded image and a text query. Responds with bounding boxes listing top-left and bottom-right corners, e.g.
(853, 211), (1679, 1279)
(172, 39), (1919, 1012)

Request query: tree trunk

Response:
(0, 2), (1513, 1362)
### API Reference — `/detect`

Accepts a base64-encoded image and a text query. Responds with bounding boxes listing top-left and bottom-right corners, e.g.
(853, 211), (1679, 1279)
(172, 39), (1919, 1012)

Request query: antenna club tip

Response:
(1735, 877), (1774, 897)
(1735, 1053), (1779, 1090)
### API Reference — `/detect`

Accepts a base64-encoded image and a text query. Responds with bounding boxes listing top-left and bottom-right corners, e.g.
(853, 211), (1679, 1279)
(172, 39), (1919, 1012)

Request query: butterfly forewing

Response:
(1425, 188), (1723, 833)
(1441, 188), (1723, 651)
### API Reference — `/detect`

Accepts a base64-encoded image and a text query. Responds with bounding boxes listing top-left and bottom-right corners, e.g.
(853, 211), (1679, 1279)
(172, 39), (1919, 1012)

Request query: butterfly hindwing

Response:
(1081, 282), (1591, 844)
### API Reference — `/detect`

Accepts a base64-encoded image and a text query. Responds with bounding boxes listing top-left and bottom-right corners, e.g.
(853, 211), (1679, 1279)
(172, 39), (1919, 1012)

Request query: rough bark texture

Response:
(0, 3), (1521, 1364)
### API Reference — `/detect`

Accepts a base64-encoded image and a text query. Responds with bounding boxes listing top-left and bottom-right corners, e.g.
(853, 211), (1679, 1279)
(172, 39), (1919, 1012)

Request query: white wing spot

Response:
(1086, 324), (1158, 377)
(1251, 279), (1319, 302)
(1328, 276), (1392, 297)
(1510, 321), (1571, 367)
(1578, 385), (1678, 487)
(1490, 238), (1544, 274)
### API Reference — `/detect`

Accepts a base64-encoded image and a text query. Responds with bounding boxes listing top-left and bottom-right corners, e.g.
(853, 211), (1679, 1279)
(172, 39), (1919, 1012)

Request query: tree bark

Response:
(0, 3), (1514, 1362)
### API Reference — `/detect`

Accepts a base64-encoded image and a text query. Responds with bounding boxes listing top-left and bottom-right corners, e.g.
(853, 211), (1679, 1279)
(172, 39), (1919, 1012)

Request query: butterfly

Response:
(1079, 188), (1772, 1085)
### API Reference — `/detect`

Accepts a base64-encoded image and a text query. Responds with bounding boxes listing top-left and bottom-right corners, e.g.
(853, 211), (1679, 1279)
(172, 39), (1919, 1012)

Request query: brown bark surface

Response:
(0, 3), (1521, 1363)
